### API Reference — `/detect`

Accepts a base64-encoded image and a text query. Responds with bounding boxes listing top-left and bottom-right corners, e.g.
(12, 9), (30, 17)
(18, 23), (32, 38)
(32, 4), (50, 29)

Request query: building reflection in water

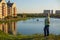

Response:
(0, 22), (16, 35)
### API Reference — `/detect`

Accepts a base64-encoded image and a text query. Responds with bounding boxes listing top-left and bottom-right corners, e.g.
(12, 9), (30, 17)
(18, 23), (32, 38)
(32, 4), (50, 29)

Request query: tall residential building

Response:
(0, 0), (7, 19)
(44, 10), (50, 14)
(44, 10), (53, 14)
(50, 10), (53, 14)
(55, 10), (60, 14)
(0, 0), (17, 19)
(7, 0), (17, 17)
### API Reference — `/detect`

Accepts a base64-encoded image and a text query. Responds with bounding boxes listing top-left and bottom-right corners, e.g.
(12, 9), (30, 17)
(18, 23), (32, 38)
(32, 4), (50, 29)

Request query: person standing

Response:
(44, 13), (50, 37)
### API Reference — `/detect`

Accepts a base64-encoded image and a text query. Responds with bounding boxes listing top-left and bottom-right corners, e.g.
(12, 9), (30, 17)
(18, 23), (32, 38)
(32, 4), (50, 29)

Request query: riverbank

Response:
(0, 17), (29, 23)
(17, 13), (60, 18)
(0, 15), (60, 23)
(0, 30), (60, 40)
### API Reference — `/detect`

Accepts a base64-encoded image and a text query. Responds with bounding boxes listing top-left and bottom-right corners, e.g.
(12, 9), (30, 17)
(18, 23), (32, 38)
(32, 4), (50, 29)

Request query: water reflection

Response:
(0, 22), (16, 35)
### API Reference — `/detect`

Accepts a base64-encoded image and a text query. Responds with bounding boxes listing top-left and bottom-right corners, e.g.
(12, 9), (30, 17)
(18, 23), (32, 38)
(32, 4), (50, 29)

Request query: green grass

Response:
(0, 30), (60, 40)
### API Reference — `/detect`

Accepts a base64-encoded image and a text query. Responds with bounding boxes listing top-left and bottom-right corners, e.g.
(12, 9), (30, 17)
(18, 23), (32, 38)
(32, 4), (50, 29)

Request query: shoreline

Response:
(0, 17), (60, 23)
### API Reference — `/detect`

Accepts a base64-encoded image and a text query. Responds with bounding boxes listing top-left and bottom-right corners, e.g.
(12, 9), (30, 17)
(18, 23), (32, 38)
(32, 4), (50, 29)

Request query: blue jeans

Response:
(44, 25), (49, 36)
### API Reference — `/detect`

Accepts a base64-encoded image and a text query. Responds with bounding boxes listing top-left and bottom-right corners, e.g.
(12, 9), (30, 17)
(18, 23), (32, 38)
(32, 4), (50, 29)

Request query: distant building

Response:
(50, 10), (53, 14)
(44, 10), (50, 14)
(55, 10), (60, 14)
(44, 10), (53, 14)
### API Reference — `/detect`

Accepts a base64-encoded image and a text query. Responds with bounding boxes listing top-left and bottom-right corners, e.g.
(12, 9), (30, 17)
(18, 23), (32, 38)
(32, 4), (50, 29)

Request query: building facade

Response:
(0, 0), (7, 19)
(44, 10), (50, 14)
(44, 10), (53, 14)
(0, 0), (16, 19)
(50, 10), (53, 14)
(7, 1), (17, 17)
(55, 10), (60, 14)
(0, 0), (17, 35)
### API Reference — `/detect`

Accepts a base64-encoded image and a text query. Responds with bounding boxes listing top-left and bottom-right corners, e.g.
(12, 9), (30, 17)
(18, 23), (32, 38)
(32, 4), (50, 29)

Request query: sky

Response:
(6, 0), (60, 13)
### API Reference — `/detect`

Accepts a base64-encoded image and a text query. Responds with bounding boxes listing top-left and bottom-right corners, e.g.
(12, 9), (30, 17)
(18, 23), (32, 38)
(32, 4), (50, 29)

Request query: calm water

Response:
(16, 18), (60, 35)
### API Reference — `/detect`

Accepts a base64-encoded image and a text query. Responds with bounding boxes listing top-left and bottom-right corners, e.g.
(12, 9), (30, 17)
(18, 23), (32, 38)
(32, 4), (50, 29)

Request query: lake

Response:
(16, 18), (60, 35)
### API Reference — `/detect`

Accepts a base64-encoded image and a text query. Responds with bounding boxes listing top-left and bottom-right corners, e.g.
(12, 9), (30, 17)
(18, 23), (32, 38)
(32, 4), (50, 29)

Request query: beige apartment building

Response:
(0, 0), (16, 19)
(0, 0), (7, 19)
(7, 1), (17, 17)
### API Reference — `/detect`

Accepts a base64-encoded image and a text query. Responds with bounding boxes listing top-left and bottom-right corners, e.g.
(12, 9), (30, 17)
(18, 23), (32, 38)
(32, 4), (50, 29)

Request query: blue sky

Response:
(6, 0), (60, 13)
